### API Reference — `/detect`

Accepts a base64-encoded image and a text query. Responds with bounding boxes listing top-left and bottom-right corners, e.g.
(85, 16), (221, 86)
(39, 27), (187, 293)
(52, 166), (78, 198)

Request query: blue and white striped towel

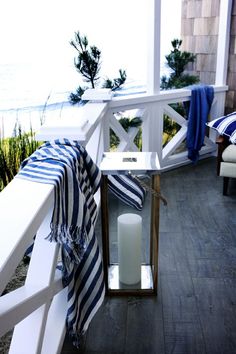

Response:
(16, 139), (105, 346)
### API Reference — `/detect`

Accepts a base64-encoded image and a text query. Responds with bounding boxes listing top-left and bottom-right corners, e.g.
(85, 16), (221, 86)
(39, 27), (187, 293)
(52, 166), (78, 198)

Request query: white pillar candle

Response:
(117, 213), (142, 285)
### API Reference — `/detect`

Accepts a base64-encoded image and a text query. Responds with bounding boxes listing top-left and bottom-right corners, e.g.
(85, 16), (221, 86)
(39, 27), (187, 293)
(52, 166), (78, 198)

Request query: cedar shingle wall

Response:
(181, 0), (220, 86)
(227, 0), (236, 113)
(181, 0), (236, 114)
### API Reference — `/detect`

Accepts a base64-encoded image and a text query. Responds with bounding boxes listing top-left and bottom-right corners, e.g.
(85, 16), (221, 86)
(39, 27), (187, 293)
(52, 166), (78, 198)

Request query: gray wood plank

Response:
(84, 297), (128, 353)
(164, 321), (206, 354)
(161, 274), (206, 354)
(159, 232), (190, 276)
(161, 274), (198, 322)
(125, 295), (165, 354)
(193, 277), (236, 354)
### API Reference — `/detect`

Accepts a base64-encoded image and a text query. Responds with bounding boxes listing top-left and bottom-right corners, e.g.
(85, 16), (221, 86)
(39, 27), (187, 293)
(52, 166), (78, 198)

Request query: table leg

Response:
(150, 174), (160, 294)
(100, 175), (110, 293)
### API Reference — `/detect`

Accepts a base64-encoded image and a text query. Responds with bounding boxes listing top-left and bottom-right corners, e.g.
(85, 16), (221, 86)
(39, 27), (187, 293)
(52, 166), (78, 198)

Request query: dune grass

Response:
(0, 125), (41, 191)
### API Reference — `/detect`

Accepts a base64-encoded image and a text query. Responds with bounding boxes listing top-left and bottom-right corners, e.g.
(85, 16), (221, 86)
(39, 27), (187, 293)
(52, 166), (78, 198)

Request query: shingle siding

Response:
(181, 0), (236, 114)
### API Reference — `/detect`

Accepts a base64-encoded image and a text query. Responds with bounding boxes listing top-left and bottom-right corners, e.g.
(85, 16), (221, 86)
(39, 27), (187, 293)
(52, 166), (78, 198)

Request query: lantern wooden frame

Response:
(100, 152), (161, 296)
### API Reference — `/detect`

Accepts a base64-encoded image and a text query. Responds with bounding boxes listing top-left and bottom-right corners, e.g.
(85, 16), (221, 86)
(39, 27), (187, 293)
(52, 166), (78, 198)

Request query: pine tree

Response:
(102, 69), (127, 91)
(70, 32), (101, 89)
(69, 31), (127, 104)
(161, 39), (199, 90)
(161, 39), (199, 145)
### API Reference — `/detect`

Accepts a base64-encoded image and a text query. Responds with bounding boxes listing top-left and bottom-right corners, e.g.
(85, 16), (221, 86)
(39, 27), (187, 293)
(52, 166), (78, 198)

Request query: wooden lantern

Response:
(100, 151), (164, 296)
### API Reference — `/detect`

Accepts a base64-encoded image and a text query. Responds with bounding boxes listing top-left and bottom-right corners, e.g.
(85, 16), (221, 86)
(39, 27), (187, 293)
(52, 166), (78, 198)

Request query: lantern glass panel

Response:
(108, 181), (151, 290)
(100, 152), (161, 296)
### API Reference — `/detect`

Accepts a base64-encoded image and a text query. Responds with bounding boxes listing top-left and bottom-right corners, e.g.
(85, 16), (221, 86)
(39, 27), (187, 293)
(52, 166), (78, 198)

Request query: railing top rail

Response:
(35, 102), (108, 143)
(0, 178), (54, 294)
(109, 84), (228, 109)
(35, 85), (227, 145)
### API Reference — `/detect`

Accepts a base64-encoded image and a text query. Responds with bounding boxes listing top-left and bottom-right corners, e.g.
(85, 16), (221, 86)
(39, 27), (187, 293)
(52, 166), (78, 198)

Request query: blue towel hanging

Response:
(186, 85), (214, 163)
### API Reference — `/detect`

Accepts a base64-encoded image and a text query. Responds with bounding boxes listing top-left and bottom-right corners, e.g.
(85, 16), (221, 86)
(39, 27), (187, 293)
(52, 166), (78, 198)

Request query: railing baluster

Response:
(4, 206), (64, 354)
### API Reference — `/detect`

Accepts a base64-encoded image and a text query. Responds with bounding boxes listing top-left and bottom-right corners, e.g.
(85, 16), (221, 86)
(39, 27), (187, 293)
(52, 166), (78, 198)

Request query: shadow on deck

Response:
(62, 157), (236, 354)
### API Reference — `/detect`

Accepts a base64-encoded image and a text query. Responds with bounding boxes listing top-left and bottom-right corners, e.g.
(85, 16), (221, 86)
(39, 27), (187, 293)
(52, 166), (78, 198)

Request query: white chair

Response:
(220, 144), (236, 195)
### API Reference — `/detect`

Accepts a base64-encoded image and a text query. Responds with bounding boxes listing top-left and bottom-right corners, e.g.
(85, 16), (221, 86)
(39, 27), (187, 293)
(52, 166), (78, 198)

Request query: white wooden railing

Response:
(107, 85), (227, 170)
(0, 85), (227, 353)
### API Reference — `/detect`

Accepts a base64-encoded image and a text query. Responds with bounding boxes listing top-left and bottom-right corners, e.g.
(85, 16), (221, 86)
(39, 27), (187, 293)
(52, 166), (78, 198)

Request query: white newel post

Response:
(147, 0), (161, 95)
(142, 102), (163, 167)
(215, 0), (233, 86)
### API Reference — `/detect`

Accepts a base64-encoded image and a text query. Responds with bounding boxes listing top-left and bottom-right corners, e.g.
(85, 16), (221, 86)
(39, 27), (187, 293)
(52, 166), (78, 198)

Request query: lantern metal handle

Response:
(131, 173), (168, 206)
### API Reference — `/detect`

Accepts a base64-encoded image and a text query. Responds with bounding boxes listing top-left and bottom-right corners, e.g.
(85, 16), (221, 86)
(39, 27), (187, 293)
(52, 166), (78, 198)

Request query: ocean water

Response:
(0, 62), (171, 137)
(0, 62), (81, 136)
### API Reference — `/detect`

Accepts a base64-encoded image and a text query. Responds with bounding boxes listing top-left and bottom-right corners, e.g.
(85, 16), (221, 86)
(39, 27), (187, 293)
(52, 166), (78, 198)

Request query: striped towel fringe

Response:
(16, 138), (105, 347)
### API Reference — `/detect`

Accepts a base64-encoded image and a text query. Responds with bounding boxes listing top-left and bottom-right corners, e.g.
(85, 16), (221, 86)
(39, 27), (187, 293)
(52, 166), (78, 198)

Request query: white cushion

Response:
(220, 161), (236, 178)
(222, 145), (236, 163)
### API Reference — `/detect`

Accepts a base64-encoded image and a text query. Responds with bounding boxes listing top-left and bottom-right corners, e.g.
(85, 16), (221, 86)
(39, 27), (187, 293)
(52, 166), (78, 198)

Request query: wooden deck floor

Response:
(62, 157), (236, 354)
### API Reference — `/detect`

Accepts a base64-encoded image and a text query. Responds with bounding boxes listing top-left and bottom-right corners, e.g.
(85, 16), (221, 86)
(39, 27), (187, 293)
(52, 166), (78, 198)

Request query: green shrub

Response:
(0, 125), (41, 191)
(110, 116), (142, 151)
(161, 39), (199, 146)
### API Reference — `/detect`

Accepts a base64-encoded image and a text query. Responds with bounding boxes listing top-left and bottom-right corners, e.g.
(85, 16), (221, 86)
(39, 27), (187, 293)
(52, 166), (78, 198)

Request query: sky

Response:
(0, 0), (181, 85)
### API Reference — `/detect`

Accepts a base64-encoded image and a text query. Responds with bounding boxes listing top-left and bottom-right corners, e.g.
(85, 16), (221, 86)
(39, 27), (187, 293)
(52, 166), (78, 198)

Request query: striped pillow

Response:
(107, 174), (146, 210)
(207, 112), (236, 143)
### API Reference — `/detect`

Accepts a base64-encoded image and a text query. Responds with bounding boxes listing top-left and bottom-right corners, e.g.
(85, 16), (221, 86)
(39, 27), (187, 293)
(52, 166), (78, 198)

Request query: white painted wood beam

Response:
(0, 272), (63, 337)
(163, 104), (188, 126)
(35, 102), (108, 143)
(147, 0), (161, 94)
(162, 126), (187, 160)
(0, 178), (54, 295)
(215, 0), (233, 85)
